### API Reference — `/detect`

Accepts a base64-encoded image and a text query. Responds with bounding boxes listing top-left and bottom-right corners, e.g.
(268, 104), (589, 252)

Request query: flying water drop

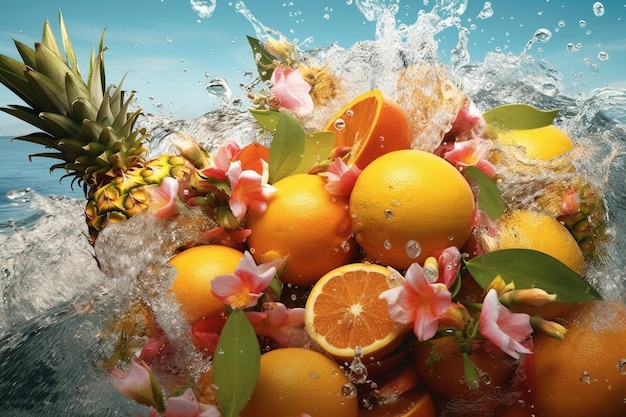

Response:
(592, 2), (605, 17)
(190, 0), (217, 19)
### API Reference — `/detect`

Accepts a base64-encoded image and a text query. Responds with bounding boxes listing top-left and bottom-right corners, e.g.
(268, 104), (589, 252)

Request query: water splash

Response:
(190, 0), (217, 19)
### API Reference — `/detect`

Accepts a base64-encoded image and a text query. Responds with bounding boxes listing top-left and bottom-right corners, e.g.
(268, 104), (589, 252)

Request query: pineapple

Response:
(0, 13), (189, 241)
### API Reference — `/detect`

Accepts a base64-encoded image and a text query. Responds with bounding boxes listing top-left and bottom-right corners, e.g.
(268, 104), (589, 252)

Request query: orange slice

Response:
(359, 390), (437, 417)
(324, 89), (412, 169)
(304, 262), (410, 362)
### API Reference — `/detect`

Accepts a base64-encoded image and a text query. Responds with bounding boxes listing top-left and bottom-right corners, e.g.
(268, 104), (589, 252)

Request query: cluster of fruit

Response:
(1, 14), (625, 417)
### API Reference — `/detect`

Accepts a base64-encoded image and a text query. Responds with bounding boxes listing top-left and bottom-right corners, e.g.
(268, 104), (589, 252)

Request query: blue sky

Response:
(0, 0), (624, 135)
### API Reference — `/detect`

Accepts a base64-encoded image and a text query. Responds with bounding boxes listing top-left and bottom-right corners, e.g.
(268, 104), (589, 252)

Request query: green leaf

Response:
(463, 166), (504, 220)
(246, 36), (276, 82)
(464, 249), (602, 302)
(251, 109), (304, 183)
(290, 131), (335, 175)
(212, 309), (261, 417)
(483, 103), (559, 130)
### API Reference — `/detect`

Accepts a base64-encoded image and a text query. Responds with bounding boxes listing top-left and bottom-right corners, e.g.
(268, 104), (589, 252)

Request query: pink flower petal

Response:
(147, 177), (182, 219)
(379, 263), (452, 341)
(271, 65), (314, 116)
(324, 158), (362, 196)
(227, 161), (277, 220)
(211, 251), (278, 309)
(479, 289), (534, 359)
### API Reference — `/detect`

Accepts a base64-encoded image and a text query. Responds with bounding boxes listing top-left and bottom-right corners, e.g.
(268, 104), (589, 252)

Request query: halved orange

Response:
(359, 390), (437, 417)
(304, 262), (410, 362)
(324, 89), (412, 169)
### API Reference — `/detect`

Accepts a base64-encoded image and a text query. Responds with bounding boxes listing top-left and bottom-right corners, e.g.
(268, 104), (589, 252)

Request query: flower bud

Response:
(486, 275), (515, 296)
(217, 206), (241, 230)
(499, 288), (557, 307)
(438, 302), (470, 331)
(265, 37), (297, 62)
(530, 316), (567, 340)
(171, 133), (210, 169)
(422, 256), (439, 283)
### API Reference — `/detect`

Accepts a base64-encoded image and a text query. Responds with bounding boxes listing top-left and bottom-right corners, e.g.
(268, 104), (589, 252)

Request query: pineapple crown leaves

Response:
(0, 12), (149, 194)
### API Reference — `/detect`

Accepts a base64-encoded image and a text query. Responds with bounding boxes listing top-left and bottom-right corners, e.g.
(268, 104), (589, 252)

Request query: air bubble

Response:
(334, 118), (346, 130)
(341, 383), (358, 397)
(592, 2), (605, 17)
(580, 371), (591, 384)
(405, 240), (421, 259)
(533, 28), (552, 43)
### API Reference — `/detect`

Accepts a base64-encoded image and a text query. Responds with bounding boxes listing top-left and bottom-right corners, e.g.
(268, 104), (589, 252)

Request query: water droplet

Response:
(334, 118), (346, 130)
(340, 241), (351, 252)
(205, 77), (232, 106)
(386, 268), (404, 288)
(558, 20), (566, 28)
(533, 28), (552, 43)
(579, 20), (587, 28)
(190, 0), (217, 19)
(597, 51), (609, 61)
(580, 371), (591, 384)
(341, 383), (357, 397)
(166, 37), (173, 43)
(345, 109), (354, 117)
(592, 2), (605, 17)
(405, 240), (421, 259)
(310, 371), (320, 379)
(384, 208), (393, 219)
(617, 359), (626, 374)
(384, 240), (393, 250)
(477, 2), (494, 19)
(323, 13), (330, 21)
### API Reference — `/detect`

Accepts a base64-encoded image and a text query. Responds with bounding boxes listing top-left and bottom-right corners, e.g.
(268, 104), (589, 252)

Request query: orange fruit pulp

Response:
(246, 173), (357, 286)
(167, 244), (243, 323)
(324, 89), (413, 169)
(349, 149), (475, 269)
(304, 262), (410, 362)
(239, 347), (359, 417)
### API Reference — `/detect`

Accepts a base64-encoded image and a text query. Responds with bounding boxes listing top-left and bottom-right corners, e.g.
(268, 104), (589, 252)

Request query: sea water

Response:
(1, 1), (625, 416)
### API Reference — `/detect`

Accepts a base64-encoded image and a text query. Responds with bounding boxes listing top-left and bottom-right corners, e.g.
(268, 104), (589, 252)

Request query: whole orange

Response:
(412, 336), (521, 417)
(324, 89), (412, 170)
(529, 300), (626, 417)
(350, 149), (474, 269)
(167, 245), (243, 323)
(239, 347), (359, 417)
(246, 173), (357, 286)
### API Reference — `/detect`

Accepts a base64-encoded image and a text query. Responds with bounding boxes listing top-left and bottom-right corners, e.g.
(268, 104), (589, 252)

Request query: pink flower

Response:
(379, 263), (452, 341)
(110, 357), (164, 411)
(323, 157), (362, 196)
(165, 388), (221, 417)
(201, 139), (242, 182)
(226, 160), (277, 220)
(211, 251), (279, 309)
(245, 302), (307, 347)
(444, 139), (496, 177)
(447, 98), (486, 140)
(147, 177), (183, 219)
(479, 289), (534, 359)
(270, 65), (314, 115)
(436, 246), (462, 288)
(200, 226), (252, 247)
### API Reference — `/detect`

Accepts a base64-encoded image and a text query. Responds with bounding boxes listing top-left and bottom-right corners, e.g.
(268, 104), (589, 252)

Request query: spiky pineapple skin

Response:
(85, 154), (190, 238)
